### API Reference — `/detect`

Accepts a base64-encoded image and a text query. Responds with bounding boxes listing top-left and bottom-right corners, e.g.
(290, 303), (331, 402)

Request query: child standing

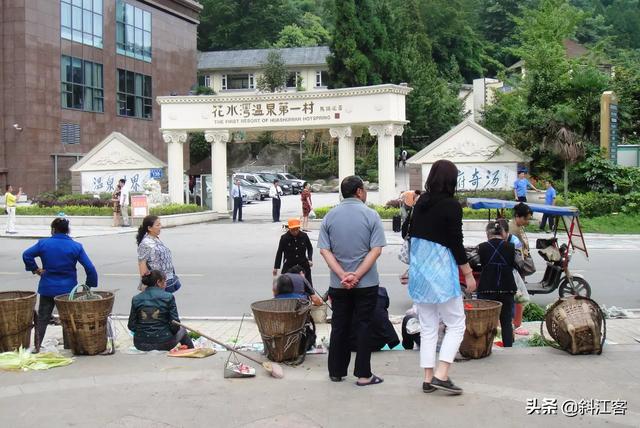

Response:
(477, 222), (518, 347)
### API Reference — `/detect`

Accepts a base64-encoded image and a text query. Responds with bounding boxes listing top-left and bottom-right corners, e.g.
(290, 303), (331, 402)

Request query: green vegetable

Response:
(0, 347), (73, 371)
(527, 333), (554, 347)
(523, 303), (546, 322)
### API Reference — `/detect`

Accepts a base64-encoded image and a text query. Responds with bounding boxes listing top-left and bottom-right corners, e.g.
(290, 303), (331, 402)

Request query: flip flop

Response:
(514, 327), (530, 336)
(356, 374), (384, 386)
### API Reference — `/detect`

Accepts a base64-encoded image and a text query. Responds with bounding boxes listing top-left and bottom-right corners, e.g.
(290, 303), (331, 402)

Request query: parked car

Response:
(257, 172), (292, 195)
(276, 172), (304, 193)
(232, 173), (273, 196)
(237, 178), (268, 200)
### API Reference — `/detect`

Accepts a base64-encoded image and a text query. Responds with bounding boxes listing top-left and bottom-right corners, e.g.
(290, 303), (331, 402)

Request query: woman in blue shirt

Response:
(22, 217), (98, 352)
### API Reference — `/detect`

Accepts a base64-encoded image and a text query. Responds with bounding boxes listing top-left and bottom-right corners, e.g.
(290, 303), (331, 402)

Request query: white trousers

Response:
(121, 204), (130, 226)
(416, 296), (466, 368)
(5, 206), (16, 232)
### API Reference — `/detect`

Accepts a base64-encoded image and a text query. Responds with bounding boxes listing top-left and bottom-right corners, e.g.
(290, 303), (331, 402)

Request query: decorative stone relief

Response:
(162, 130), (188, 144)
(431, 140), (498, 159)
(92, 151), (144, 167)
(368, 124), (404, 137)
(329, 126), (363, 140)
(204, 130), (230, 144)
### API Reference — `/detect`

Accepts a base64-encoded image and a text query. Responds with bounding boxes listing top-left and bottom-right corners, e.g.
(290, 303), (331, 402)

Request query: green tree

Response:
(256, 50), (289, 92)
(274, 13), (331, 47)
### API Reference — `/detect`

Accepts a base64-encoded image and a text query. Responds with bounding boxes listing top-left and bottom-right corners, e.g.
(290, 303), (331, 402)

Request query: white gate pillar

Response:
(369, 124), (404, 204)
(204, 130), (230, 214)
(329, 126), (362, 186)
(162, 130), (187, 204)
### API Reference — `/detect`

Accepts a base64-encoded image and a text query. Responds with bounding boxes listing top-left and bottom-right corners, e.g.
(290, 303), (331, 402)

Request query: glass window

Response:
(61, 55), (103, 112)
(116, 1), (152, 62)
(286, 71), (299, 88)
(117, 69), (152, 119)
(226, 74), (251, 90)
(61, 0), (103, 49)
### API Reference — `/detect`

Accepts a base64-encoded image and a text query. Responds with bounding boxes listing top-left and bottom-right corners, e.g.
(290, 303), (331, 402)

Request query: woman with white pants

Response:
(408, 160), (476, 395)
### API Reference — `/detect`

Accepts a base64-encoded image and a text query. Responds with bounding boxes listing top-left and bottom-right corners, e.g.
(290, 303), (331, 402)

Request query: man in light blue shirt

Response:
(231, 179), (243, 222)
(539, 180), (557, 232)
(318, 175), (386, 386)
(513, 171), (540, 202)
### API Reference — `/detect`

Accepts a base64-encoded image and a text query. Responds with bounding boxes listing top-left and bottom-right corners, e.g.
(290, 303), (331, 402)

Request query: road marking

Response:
(103, 273), (204, 277)
(0, 272), (20, 275)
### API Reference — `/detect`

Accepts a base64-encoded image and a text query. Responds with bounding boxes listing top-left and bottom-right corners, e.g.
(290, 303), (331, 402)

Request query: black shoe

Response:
(330, 376), (343, 382)
(422, 382), (436, 393)
(430, 377), (463, 395)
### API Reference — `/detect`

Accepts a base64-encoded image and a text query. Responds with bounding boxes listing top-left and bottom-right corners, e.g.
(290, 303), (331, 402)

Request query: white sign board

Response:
(81, 169), (152, 194)
(422, 163), (517, 191)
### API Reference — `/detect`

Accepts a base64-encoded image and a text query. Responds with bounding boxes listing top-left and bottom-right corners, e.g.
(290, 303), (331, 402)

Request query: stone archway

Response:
(157, 84), (412, 213)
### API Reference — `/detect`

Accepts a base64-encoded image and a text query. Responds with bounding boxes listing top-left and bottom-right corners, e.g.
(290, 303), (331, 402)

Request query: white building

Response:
(197, 46), (331, 93)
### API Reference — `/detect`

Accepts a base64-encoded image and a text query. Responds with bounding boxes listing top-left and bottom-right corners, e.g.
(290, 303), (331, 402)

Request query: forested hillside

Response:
(196, 0), (640, 181)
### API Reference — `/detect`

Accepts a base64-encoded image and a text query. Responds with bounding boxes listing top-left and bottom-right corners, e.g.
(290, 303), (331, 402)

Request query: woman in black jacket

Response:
(128, 270), (194, 351)
(477, 221), (518, 347)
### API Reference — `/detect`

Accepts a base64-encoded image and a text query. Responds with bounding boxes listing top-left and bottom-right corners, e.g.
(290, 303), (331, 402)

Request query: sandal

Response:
(356, 374), (384, 386)
(514, 327), (530, 336)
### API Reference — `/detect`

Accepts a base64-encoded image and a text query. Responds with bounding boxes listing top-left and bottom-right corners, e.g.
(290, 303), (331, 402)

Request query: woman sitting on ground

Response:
(128, 270), (194, 351)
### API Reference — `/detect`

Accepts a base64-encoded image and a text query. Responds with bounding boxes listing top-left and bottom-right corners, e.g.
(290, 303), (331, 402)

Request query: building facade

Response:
(0, 0), (201, 194)
(197, 46), (331, 94)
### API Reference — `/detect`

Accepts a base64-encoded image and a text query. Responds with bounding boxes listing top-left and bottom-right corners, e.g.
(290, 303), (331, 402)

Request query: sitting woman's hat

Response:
(287, 218), (301, 229)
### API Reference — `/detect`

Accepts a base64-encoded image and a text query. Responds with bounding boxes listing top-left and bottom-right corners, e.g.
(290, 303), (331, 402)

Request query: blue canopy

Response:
(466, 198), (580, 216)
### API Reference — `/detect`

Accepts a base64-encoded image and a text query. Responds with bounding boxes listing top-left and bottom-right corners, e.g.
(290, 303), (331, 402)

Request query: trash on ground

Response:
(0, 347), (73, 371)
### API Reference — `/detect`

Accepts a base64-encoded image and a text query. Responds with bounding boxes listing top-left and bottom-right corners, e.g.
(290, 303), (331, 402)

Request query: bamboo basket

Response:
(54, 291), (114, 355)
(542, 296), (605, 355)
(251, 299), (310, 362)
(0, 291), (37, 352)
(459, 299), (502, 359)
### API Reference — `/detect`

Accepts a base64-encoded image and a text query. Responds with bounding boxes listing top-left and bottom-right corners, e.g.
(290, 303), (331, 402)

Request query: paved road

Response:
(1, 195), (639, 316)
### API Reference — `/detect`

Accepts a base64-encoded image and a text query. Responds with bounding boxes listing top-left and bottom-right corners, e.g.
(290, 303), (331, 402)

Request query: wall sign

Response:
(81, 169), (152, 193)
(423, 163), (517, 191)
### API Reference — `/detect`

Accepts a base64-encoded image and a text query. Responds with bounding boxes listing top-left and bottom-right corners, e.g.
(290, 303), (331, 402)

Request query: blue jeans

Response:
(165, 276), (182, 293)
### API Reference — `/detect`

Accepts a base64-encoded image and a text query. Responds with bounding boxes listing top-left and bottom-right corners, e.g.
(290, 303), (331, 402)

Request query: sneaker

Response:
(422, 382), (436, 393)
(430, 376), (463, 395)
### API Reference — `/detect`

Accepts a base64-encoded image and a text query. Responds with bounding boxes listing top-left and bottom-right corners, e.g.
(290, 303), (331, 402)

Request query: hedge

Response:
(568, 192), (640, 217)
(314, 205), (492, 220)
(16, 204), (204, 216)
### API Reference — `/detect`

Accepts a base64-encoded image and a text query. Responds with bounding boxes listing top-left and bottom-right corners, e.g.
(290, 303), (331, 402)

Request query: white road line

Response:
(0, 272), (20, 275)
(103, 273), (204, 277)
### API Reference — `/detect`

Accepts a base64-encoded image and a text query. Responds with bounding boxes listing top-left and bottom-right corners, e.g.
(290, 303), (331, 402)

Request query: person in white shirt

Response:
(269, 179), (283, 222)
(118, 179), (131, 227)
(231, 179), (243, 222)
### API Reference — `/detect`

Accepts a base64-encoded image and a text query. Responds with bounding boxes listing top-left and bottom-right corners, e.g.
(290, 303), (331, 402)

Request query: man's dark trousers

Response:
(272, 197), (281, 222)
(328, 285), (378, 378)
(233, 197), (243, 221)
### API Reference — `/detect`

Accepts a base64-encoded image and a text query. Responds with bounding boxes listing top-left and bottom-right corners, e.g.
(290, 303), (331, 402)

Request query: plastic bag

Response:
(309, 209), (316, 220)
(513, 269), (530, 303)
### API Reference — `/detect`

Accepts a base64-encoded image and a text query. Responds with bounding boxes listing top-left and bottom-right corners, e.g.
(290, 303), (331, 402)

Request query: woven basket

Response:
(251, 299), (311, 362)
(542, 296), (605, 355)
(0, 291), (37, 352)
(54, 291), (114, 355)
(459, 299), (502, 359)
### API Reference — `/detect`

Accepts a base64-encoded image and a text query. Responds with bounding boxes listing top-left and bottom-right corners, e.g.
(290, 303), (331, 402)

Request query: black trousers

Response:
(478, 293), (515, 347)
(540, 214), (556, 231)
(272, 197), (281, 222)
(233, 197), (243, 221)
(328, 285), (378, 378)
(36, 295), (56, 350)
(517, 196), (527, 202)
(134, 327), (194, 351)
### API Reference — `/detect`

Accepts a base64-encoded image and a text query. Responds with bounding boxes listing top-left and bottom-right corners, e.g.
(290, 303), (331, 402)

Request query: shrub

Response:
(17, 205), (112, 216)
(149, 204), (204, 216)
(456, 190), (515, 206)
(314, 205), (492, 220)
(568, 192), (625, 217)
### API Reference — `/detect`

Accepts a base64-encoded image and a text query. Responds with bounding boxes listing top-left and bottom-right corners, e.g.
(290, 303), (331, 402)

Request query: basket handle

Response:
(68, 284), (90, 301)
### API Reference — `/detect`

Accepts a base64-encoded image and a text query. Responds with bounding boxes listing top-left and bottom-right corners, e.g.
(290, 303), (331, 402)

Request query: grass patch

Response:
(579, 214), (640, 234)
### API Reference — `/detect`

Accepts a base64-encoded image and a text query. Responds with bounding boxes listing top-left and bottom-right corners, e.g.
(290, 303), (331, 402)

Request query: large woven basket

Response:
(0, 291), (37, 352)
(459, 299), (502, 359)
(251, 299), (311, 362)
(542, 296), (605, 355)
(54, 291), (114, 355)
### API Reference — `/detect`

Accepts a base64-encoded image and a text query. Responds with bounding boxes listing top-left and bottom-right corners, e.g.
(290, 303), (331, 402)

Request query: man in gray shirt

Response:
(318, 175), (386, 386)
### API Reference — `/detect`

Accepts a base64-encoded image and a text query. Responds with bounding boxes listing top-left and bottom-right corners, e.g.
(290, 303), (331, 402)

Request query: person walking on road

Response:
(318, 175), (387, 386)
(273, 218), (314, 285)
(231, 179), (243, 222)
(136, 215), (182, 293)
(269, 179), (283, 222)
(300, 182), (312, 231)
(111, 180), (123, 227)
(4, 184), (22, 234)
(22, 217), (98, 352)
(119, 178), (131, 227)
(408, 159), (476, 395)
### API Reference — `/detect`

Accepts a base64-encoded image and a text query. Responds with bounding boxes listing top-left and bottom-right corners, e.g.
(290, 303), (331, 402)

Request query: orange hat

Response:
(287, 218), (301, 229)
